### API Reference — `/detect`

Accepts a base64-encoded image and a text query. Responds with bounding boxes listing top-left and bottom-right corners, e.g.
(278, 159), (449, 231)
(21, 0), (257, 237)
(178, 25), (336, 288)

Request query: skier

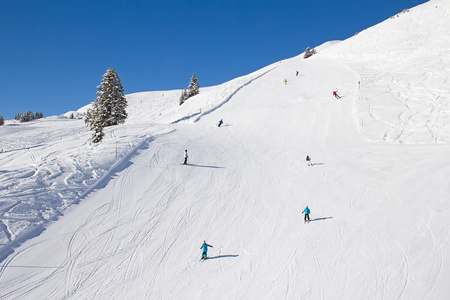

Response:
(302, 206), (311, 223)
(218, 119), (223, 127)
(200, 241), (213, 259)
(306, 155), (312, 166)
(184, 149), (188, 165)
(296, 71), (299, 76)
(333, 91), (341, 99)
(284, 79), (287, 85)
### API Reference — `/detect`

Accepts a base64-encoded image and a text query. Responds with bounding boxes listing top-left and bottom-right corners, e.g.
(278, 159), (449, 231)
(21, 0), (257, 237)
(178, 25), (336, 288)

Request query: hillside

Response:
(1, 0), (450, 299)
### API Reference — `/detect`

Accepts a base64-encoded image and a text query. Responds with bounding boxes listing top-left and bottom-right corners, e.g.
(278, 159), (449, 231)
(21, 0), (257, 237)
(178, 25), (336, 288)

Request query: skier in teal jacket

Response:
(302, 206), (310, 223)
(201, 241), (213, 259)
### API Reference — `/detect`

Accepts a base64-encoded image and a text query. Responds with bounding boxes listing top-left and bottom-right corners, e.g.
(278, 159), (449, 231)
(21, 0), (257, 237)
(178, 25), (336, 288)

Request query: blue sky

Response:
(0, 0), (426, 119)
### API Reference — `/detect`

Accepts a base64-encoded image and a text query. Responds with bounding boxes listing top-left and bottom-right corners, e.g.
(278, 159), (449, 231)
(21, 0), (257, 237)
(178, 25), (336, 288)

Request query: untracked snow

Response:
(1, 0), (450, 299)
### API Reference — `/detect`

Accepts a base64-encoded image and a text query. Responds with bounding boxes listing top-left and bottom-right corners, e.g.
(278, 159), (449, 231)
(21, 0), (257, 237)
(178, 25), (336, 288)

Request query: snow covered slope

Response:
(1, 0), (450, 299)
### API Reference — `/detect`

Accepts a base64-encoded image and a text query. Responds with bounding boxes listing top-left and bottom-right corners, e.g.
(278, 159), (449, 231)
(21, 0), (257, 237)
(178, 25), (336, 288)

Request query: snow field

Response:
(1, 0), (450, 298)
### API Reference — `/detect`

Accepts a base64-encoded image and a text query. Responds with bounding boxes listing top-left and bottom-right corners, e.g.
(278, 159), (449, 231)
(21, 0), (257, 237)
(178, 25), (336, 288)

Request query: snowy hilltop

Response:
(1, 0), (450, 299)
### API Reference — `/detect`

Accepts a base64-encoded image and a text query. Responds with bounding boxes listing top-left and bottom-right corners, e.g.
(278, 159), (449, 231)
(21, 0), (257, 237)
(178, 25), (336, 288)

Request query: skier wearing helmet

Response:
(302, 206), (311, 223)
(200, 241), (213, 259)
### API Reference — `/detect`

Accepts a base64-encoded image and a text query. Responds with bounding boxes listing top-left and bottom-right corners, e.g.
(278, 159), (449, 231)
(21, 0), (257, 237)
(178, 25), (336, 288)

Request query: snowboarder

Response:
(302, 206), (310, 223)
(218, 119), (223, 127)
(306, 155), (312, 166)
(184, 149), (188, 165)
(333, 91), (341, 99)
(201, 241), (213, 259)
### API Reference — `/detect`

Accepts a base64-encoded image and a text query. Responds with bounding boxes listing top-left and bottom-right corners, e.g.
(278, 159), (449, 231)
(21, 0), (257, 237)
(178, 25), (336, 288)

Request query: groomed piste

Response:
(1, 0), (450, 298)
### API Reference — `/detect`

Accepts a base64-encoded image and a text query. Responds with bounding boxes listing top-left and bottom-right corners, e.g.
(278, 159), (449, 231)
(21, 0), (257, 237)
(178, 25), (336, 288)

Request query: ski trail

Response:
(172, 66), (278, 125)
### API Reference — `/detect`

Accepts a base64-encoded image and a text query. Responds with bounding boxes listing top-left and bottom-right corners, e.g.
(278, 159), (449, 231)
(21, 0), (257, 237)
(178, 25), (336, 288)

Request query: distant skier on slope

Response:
(184, 149), (188, 165)
(217, 119), (223, 127)
(302, 206), (311, 223)
(201, 241), (213, 259)
(333, 91), (341, 99)
(284, 79), (287, 85)
(306, 155), (312, 166)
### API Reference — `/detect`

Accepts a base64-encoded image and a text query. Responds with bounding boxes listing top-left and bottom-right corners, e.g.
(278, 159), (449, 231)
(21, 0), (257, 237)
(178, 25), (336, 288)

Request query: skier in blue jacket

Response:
(201, 241), (213, 259)
(302, 206), (310, 223)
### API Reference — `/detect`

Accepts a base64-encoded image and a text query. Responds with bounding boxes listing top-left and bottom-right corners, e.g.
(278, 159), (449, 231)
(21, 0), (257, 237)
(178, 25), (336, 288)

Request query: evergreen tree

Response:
(86, 106), (105, 143)
(304, 47), (317, 59)
(187, 74), (200, 98)
(14, 110), (43, 122)
(85, 67), (127, 143)
(0, 115), (4, 126)
(179, 89), (188, 106)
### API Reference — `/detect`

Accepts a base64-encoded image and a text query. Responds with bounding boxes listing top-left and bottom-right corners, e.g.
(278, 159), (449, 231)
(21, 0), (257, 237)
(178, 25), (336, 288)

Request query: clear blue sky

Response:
(0, 0), (426, 119)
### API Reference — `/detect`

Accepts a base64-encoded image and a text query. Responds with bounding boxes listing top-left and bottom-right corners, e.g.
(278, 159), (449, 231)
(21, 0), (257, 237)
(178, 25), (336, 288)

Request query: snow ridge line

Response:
(170, 66), (277, 125)
(193, 67), (277, 122)
(0, 136), (154, 264)
(75, 135), (155, 203)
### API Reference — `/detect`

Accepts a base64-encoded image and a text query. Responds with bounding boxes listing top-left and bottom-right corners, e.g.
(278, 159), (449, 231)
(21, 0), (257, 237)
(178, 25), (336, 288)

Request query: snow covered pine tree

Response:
(85, 67), (128, 143)
(187, 74), (200, 98)
(179, 88), (188, 106)
(179, 74), (200, 106)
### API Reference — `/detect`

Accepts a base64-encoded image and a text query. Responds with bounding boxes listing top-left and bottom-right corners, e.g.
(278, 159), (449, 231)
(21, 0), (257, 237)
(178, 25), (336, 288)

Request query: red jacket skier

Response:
(333, 91), (341, 99)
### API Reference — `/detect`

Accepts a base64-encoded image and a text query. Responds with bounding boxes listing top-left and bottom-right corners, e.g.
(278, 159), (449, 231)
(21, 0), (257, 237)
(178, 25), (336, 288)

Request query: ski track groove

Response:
(420, 219), (443, 299)
(305, 231), (325, 300)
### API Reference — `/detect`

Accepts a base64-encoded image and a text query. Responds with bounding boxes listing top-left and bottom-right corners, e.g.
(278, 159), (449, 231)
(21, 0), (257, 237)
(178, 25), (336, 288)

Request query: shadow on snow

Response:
(185, 164), (224, 169)
(309, 217), (333, 222)
(206, 255), (239, 260)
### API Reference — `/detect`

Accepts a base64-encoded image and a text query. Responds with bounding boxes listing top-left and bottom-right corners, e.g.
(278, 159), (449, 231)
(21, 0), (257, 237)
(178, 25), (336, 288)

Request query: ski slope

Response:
(1, 0), (450, 298)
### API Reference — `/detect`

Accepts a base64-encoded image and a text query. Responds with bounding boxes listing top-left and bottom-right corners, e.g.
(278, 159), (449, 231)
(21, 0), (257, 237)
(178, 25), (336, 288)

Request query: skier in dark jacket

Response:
(218, 119), (223, 127)
(302, 206), (310, 223)
(306, 155), (312, 166)
(184, 149), (188, 165)
(201, 241), (213, 259)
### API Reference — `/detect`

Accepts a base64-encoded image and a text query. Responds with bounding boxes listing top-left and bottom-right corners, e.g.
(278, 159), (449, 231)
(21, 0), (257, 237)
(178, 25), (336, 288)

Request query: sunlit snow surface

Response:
(1, 0), (450, 299)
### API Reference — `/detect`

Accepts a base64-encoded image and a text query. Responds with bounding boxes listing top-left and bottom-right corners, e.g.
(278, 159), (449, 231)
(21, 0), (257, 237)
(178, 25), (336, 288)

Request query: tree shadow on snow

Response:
(311, 162), (324, 166)
(206, 255), (239, 260)
(309, 217), (333, 222)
